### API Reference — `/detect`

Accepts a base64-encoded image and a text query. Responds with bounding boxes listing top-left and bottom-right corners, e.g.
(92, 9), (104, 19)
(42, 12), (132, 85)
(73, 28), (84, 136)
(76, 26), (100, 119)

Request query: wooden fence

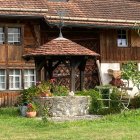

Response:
(0, 91), (20, 107)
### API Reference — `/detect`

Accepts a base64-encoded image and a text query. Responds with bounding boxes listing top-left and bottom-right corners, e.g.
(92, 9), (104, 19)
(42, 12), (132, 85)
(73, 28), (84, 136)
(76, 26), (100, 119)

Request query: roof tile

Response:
(23, 37), (99, 57)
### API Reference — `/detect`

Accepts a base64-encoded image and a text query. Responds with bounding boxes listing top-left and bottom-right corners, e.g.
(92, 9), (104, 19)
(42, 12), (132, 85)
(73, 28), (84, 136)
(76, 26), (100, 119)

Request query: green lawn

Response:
(0, 108), (140, 140)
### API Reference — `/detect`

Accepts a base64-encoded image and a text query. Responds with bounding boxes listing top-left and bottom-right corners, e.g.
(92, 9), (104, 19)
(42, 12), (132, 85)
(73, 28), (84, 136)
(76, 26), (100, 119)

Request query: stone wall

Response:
(35, 96), (90, 117)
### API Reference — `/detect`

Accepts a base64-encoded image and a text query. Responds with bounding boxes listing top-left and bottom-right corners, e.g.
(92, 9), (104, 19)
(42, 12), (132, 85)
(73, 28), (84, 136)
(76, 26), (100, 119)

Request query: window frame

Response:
(0, 69), (6, 90)
(9, 69), (22, 90)
(0, 25), (23, 46)
(7, 27), (21, 45)
(24, 69), (36, 89)
(117, 29), (128, 47)
(0, 27), (5, 44)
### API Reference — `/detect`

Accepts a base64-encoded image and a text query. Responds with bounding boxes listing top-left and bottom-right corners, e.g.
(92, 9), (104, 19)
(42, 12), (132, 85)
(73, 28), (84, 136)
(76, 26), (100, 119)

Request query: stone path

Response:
(47, 115), (102, 122)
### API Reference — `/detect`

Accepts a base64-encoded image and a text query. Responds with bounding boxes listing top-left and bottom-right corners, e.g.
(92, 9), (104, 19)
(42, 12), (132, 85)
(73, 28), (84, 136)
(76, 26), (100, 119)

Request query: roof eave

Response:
(45, 16), (140, 29)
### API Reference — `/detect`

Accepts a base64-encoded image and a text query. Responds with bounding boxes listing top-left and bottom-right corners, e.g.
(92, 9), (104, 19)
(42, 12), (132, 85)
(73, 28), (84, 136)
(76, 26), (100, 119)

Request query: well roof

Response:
(23, 37), (99, 58)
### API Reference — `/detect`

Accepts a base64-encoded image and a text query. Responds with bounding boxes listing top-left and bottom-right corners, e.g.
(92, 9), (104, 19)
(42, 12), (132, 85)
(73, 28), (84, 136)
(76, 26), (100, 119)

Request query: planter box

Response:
(35, 96), (90, 117)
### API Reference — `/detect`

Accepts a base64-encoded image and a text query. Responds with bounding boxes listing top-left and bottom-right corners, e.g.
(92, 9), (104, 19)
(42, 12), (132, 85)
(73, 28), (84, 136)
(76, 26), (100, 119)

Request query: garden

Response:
(0, 62), (140, 140)
(0, 107), (140, 140)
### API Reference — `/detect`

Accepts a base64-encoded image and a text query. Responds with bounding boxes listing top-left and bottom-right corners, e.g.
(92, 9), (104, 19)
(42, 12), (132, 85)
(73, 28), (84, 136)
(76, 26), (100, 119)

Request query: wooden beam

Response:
(21, 69), (24, 89)
(79, 58), (87, 91)
(35, 59), (42, 82)
(96, 59), (103, 85)
(52, 60), (61, 71)
(48, 60), (53, 80)
(70, 58), (81, 92)
(6, 69), (9, 90)
(80, 71), (84, 91)
(36, 60), (46, 71)
(70, 60), (76, 92)
(44, 63), (49, 81)
(29, 23), (40, 47)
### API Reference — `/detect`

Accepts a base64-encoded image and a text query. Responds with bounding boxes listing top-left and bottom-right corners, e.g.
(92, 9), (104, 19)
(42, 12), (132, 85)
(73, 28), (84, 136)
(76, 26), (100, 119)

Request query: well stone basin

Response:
(35, 96), (90, 117)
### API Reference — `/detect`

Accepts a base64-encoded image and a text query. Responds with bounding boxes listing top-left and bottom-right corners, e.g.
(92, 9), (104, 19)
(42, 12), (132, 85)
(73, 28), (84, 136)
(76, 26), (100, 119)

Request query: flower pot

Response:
(41, 93), (49, 97)
(26, 111), (37, 118)
(41, 90), (52, 97)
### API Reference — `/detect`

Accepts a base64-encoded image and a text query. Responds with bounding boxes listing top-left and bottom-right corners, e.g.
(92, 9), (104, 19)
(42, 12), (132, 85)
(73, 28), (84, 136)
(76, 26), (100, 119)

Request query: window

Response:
(8, 27), (21, 45)
(24, 69), (36, 89)
(9, 69), (21, 90)
(0, 70), (6, 90)
(117, 30), (128, 47)
(0, 27), (4, 44)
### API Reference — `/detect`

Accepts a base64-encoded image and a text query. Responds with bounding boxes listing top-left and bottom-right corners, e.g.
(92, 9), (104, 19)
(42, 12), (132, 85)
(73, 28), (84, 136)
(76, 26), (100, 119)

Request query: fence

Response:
(0, 91), (20, 107)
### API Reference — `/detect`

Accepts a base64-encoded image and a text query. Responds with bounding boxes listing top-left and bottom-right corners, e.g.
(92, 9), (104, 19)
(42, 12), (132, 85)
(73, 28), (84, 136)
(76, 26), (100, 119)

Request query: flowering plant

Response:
(27, 102), (37, 112)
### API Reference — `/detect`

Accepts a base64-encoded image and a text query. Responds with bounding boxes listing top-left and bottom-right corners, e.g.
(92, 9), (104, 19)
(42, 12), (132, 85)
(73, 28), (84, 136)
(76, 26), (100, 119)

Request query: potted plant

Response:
(26, 102), (37, 118)
(18, 86), (39, 116)
(37, 81), (52, 97)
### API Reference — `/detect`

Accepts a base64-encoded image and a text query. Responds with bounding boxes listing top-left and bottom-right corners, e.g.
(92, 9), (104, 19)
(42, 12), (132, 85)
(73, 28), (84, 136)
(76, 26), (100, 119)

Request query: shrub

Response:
(37, 81), (51, 93)
(53, 85), (69, 96)
(129, 95), (140, 109)
(18, 86), (39, 105)
(76, 86), (123, 115)
(99, 87), (123, 115)
(76, 89), (104, 114)
(37, 80), (69, 96)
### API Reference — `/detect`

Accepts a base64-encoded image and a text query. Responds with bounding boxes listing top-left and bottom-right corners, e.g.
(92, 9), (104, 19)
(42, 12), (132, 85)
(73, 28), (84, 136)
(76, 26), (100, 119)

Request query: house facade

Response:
(0, 0), (140, 106)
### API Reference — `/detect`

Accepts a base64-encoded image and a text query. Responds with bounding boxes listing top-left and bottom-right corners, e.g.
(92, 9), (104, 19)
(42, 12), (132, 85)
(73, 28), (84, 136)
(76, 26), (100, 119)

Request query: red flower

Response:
(27, 103), (36, 112)
(50, 78), (56, 84)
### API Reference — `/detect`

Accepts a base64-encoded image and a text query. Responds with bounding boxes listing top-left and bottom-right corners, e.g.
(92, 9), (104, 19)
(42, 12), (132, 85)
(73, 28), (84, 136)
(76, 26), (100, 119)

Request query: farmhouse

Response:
(0, 0), (140, 106)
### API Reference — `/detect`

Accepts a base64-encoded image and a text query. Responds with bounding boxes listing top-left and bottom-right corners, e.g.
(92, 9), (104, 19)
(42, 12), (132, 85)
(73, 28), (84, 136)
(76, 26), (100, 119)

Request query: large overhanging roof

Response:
(45, 0), (140, 28)
(0, 0), (48, 16)
(23, 37), (99, 59)
(45, 17), (140, 29)
(0, 0), (140, 27)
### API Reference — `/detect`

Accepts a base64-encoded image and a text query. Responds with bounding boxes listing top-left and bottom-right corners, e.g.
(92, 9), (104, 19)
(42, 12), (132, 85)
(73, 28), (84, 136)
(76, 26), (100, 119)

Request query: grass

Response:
(0, 108), (140, 140)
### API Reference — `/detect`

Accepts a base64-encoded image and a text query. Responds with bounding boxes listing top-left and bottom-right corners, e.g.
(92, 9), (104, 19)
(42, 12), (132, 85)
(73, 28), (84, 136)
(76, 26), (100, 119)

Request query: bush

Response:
(53, 85), (69, 96)
(129, 95), (140, 109)
(76, 89), (104, 114)
(99, 87), (123, 115)
(18, 86), (39, 105)
(76, 86), (123, 115)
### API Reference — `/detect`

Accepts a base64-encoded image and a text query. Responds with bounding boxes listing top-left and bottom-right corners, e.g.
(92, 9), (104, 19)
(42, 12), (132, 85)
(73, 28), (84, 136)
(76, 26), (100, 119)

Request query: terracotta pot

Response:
(26, 111), (37, 118)
(41, 93), (49, 97)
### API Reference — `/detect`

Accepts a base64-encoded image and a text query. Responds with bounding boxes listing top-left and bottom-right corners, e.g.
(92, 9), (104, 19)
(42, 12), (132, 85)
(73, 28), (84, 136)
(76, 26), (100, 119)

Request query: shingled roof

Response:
(46, 0), (140, 20)
(45, 0), (140, 27)
(0, 0), (140, 27)
(23, 37), (99, 58)
(0, 0), (48, 16)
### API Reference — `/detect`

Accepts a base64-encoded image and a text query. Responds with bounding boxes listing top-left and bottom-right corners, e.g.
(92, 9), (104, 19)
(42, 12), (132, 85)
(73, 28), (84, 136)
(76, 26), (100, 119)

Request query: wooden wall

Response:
(100, 29), (140, 62)
(0, 91), (20, 107)
(0, 20), (39, 68)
